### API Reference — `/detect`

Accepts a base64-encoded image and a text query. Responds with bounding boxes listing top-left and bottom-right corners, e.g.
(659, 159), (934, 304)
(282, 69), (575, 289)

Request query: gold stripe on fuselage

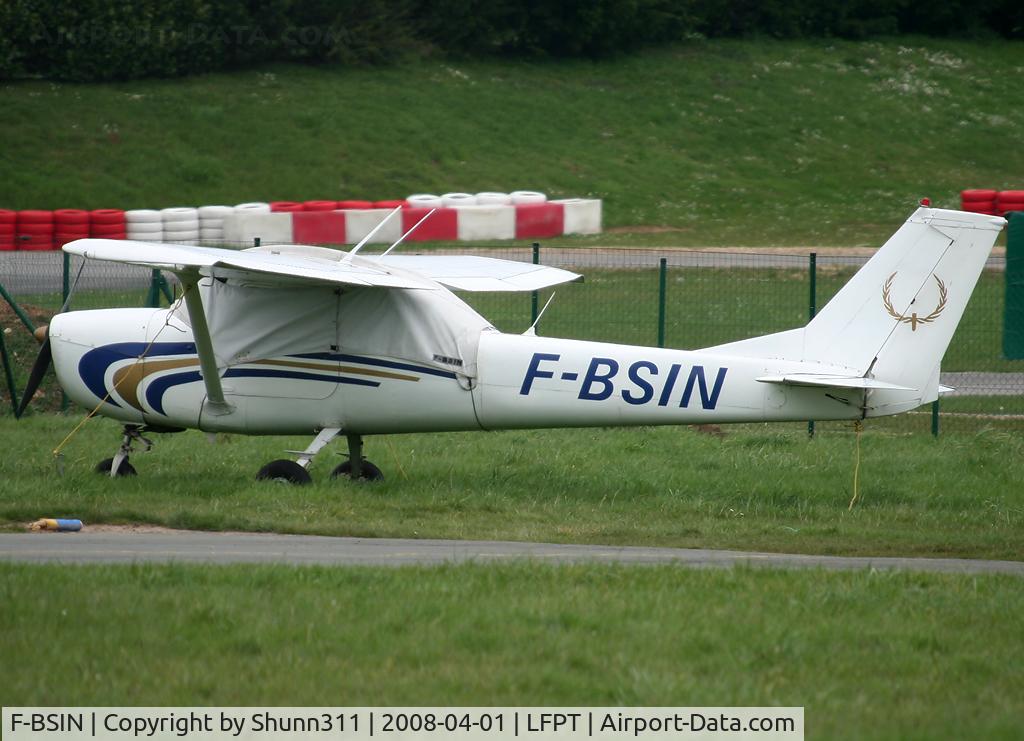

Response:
(109, 357), (419, 413)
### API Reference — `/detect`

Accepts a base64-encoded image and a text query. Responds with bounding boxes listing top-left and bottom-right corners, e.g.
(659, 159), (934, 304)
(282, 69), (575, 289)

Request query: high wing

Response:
(64, 239), (438, 289)
(367, 255), (582, 291)
(65, 240), (582, 292)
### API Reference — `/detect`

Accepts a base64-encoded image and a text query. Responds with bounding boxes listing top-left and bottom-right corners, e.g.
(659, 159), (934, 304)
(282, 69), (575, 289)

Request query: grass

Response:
(1, 562), (1022, 739)
(1, 38), (1023, 246)
(2, 415), (1023, 560)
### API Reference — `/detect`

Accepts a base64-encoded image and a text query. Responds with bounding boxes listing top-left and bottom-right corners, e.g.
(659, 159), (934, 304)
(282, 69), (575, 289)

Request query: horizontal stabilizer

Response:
(756, 374), (915, 391)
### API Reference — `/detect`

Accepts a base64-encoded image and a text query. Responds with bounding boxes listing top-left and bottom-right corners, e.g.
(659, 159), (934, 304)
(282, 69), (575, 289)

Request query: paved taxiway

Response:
(1, 532), (1021, 575)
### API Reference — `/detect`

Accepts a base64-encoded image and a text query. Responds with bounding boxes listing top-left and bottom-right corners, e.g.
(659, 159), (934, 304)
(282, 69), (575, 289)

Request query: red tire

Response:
(17, 222), (55, 235)
(0, 209), (16, 224)
(337, 200), (373, 210)
(961, 189), (997, 201)
(90, 209), (126, 225)
(90, 227), (127, 238)
(17, 235), (55, 251)
(961, 203), (997, 214)
(302, 200), (338, 211)
(54, 209), (90, 225)
(270, 201), (303, 212)
(56, 233), (89, 247)
(17, 210), (53, 224)
(997, 190), (1024, 201)
(373, 200), (408, 209)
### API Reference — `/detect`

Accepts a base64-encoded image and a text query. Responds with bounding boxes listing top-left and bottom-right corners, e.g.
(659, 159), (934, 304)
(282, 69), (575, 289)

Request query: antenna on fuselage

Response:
(342, 205), (403, 263)
(381, 208), (435, 257)
(523, 292), (557, 337)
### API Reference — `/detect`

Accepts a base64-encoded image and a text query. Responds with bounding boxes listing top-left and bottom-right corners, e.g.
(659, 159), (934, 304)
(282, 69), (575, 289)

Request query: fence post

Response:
(146, 270), (162, 308)
(808, 252), (817, 438)
(0, 323), (19, 416)
(0, 281), (36, 333)
(931, 400), (940, 437)
(531, 242), (540, 326)
(657, 257), (667, 348)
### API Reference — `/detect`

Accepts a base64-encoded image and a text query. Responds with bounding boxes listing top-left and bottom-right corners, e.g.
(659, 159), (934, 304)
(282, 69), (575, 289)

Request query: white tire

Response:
(163, 220), (199, 231)
(406, 194), (443, 208)
(125, 209), (162, 224)
(126, 222), (163, 235)
(235, 202), (271, 213)
(163, 230), (200, 243)
(475, 192), (512, 206)
(199, 228), (224, 239)
(198, 205), (233, 219)
(441, 192), (477, 207)
(511, 190), (547, 204)
(199, 218), (224, 229)
(131, 232), (164, 242)
(161, 207), (199, 224)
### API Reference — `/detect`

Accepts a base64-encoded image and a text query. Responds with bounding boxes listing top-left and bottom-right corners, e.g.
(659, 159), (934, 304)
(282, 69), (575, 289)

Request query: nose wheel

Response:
(95, 425), (151, 478)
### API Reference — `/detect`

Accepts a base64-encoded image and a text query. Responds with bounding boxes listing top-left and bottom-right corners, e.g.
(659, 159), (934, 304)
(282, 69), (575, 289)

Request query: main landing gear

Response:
(255, 429), (384, 485)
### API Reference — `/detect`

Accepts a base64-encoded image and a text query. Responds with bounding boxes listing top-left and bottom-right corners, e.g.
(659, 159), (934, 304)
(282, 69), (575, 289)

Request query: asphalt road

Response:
(1, 532), (1021, 575)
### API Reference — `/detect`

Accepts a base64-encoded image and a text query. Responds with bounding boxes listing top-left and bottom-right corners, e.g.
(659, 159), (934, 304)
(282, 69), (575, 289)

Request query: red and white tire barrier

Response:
(222, 193), (601, 246)
(4, 192), (601, 249)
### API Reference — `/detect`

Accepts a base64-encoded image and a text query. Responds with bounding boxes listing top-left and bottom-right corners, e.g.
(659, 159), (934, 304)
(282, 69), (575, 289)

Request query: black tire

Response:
(95, 457), (137, 477)
(255, 459), (312, 485)
(330, 459), (384, 482)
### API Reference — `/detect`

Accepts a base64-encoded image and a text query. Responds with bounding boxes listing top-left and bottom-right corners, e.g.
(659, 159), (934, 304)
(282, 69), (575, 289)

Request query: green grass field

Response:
(1, 38), (1022, 246)
(2, 415), (1022, 560)
(2, 563), (1022, 739)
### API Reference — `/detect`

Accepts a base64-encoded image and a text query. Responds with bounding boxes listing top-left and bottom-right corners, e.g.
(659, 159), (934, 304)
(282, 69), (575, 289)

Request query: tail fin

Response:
(711, 208), (1005, 396)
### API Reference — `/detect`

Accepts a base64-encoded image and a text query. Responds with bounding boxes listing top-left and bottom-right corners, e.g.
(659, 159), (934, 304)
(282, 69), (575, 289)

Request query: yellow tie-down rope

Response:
(847, 419), (864, 511)
(52, 286), (189, 460)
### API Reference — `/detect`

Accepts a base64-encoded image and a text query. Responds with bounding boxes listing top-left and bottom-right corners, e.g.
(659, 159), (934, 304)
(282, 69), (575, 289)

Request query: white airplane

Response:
(18, 206), (1005, 483)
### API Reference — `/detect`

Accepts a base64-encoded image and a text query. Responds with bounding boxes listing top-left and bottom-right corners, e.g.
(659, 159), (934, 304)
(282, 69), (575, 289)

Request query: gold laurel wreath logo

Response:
(882, 272), (947, 331)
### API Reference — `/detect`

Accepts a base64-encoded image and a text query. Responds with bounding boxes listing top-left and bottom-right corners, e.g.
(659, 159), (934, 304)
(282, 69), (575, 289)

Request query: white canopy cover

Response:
(198, 280), (494, 377)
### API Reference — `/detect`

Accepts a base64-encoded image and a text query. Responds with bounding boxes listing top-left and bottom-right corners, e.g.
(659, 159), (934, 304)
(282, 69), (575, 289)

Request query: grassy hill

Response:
(1, 37), (1022, 246)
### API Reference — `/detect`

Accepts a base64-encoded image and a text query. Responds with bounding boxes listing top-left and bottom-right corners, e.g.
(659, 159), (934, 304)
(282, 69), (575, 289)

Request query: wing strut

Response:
(181, 276), (233, 416)
(343, 206), (403, 263)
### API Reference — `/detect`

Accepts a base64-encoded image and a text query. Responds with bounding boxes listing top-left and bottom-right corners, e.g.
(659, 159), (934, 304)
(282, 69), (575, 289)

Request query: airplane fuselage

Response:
(51, 307), (876, 437)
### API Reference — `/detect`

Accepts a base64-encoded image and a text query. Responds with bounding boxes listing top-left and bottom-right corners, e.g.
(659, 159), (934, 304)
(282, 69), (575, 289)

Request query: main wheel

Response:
(256, 459), (312, 485)
(330, 459), (384, 482)
(95, 457), (137, 477)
